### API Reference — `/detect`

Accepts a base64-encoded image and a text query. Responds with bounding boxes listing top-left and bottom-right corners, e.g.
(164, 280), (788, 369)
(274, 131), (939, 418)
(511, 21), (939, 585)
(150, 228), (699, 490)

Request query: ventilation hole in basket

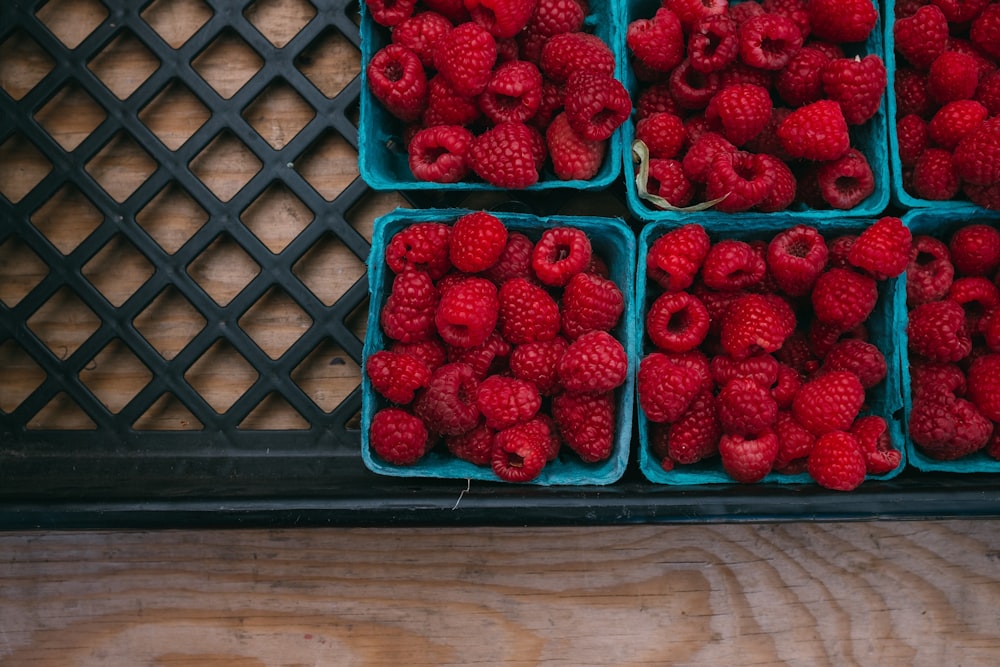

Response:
(133, 286), (206, 360)
(192, 28), (263, 99)
(189, 130), (263, 202)
(26, 287), (102, 360)
(28, 392), (97, 430)
(344, 408), (362, 431)
(82, 235), (155, 307)
(31, 185), (104, 256)
(79, 339), (153, 414)
(0, 340), (47, 414)
(345, 0), (362, 28)
(294, 130), (358, 201)
(243, 79), (316, 150)
(33, 82), (107, 153)
(291, 339), (361, 413)
(185, 339), (259, 414)
(142, 0), (213, 48)
(346, 194), (411, 244)
(0, 31), (54, 101)
(245, 0), (317, 48)
(295, 26), (360, 99)
(36, 0), (109, 49)
(136, 182), (209, 254)
(238, 392), (310, 430)
(239, 286), (313, 360)
(240, 182), (313, 254)
(133, 392), (203, 430)
(85, 131), (158, 203)
(187, 233), (261, 306)
(87, 29), (161, 100)
(345, 97), (360, 129)
(0, 134), (53, 204)
(342, 298), (368, 347)
(292, 232), (365, 306)
(0, 236), (48, 308)
(139, 79), (212, 151)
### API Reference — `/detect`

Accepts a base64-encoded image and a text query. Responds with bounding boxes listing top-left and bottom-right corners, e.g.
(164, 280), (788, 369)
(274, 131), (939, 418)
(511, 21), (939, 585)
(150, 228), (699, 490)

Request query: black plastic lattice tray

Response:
(0, 0), (998, 529)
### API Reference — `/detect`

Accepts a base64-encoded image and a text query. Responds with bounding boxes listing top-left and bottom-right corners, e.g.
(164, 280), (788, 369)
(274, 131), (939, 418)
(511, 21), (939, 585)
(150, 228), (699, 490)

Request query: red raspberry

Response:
(776, 329), (818, 374)
(948, 276), (1000, 338)
(478, 60), (543, 124)
(561, 271), (624, 340)
(367, 44), (428, 123)
(526, 0), (585, 37)
(932, 0), (989, 23)
(635, 112), (687, 160)
(688, 14), (739, 73)
(950, 224), (1000, 277)
(646, 224), (711, 292)
(948, 36), (997, 79)
(465, 0), (534, 38)
(975, 70), (1000, 116)
(445, 420), (494, 465)
(807, 430), (867, 491)
(913, 148), (961, 200)
(808, 319), (868, 360)
(894, 4), (949, 71)
(644, 159), (696, 208)
(448, 330), (511, 380)
(970, 3), (1000, 60)
(964, 181), (1000, 209)
(848, 215), (912, 281)
(366, 349), (432, 404)
(763, 0), (811, 36)
(907, 299), (972, 362)
(909, 358), (967, 402)
(381, 270), (440, 343)
(669, 349), (714, 394)
(526, 414), (562, 461)
(681, 132), (737, 183)
(728, 0), (766, 24)
(704, 83), (772, 147)
(767, 224), (828, 297)
(821, 339), (887, 389)
(627, 7), (685, 73)
(563, 72), (631, 142)
(793, 370), (866, 436)
(557, 330), (628, 393)
(509, 336), (568, 395)
(435, 277), (498, 348)
(717, 376), (779, 437)
(390, 338), (447, 370)
(928, 100), (989, 151)
(967, 353), (1000, 422)
(756, 154), (797, 213)
(484, 232), (534, 285)
(777, 100), (850, 161)
(766, 364), (800, 414)
(980, 308), (1000, 352)
(738, 14), (804, 71)
(775, 47), (830, 107)
(719, 60), (776, 90)
(369, 407), (429, 465)
(807, 0), (876, 43)
(906, 234), (954, 305)
(407, 125), (473, 183)
(475, 374), (541, 429)
(705, 151), (776, 213)
(927, 51), (980, 104)
(449, 211), (507, 274)
(491, 422), (549, 481)
(719, 430), (779, 483)
(531, 226), (592, 287)
(468, 122), (542, 188)
(546, 112), (607, 181)
(894, 67), (934, 118)
(774, 410), (816, 471)
(909, 393), (993, 460)
(421, 0), (469, 23)
(720, 293), (795, 360)
(497, 277), (560, 344)
(669, 59), (722, 111)
(821, 55), (886, 126)
(392, 11), (452, 68)
(896, 114), (929, 167)
(552, 390), (616, 462)
(540, 31), (616, 84)
(816, 148), (875, 210)
(664, 0), (727, 30)
(850, 415), (901, 475)
(646, 291), (710, 353)
(386, 221), (451, 279)
(638, 351), (702, 423)
(635, 82), (680, 120)
(954, 116), (1000, 186)
(367, 0), (417, 27)
(412, 362), (480, 435)
(811, 268), (878, 331)
(743, 106), (793, 160)
(661, 389), (720, 465)
(711, 352), (780, 389)
(423, 75), (482, 127)
(702, 240), (767, 292)
(433, 22), (497, 96)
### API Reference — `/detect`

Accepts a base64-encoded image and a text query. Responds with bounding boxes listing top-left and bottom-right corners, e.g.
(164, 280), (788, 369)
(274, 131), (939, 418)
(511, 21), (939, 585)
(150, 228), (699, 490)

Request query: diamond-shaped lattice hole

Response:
(139, 80), (211, 151)
(346, 296), (369, 343)
(0, 340), (47, 413)
(88, 29), (161, 100)
(28, 393), (96, 430)
(36, 0), (109, 49)
(133, 392), (203, 430)
(136, 183), (208, 254)
(239, 287), (313, 360)
(245, 0), (316, 48)
(79, 339), (153, 414)
(347, 194), (410, 244)
(296, 27), (360, 99)
(31, 184), (104, 256)
(346, 97), (360, 129)
(291, 338), (360, 413)
(295, 131), (358, 201)
(26, 287), (102, 360)
(34, 82), (107, 152)
(293, 232), (365, 306)
(185, 339), (259, 414)
(188, 233), (261, 306)
(243, 79), (316, 150)
(85, 132), (158, 203)
(192, 29), (263, 99)
(239, 392), (310, 430)
(82, 235), (155, 307)
(0, 236), (48, 308)
(0, 31), (55, 101)
(241, 182), (313, 254)
(0, 134), (53, 204)
(134, 286), (206, 360)
(142, 0), (213, 49)
(189, 131), (262, 202)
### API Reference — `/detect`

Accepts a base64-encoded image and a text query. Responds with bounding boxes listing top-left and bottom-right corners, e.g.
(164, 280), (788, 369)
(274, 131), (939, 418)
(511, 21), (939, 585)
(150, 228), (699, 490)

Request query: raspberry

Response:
(909, 358), (967, 401)
(906, 235), (955, 305)
(367, 44), (428, 123)
(433, 22), (497, 96)
(646, 291), (710, 353)
(767, 224), (828, 297)
(719, 60), (776, 90)
(954, 116), (1000, 186)
(540, 31), (616, 84)
(367, 0), (418, 26)
(807, 0), (877, 43)
(909, 393), (993, 460)
(970, 3), (1000, 60)
(475, 374), (541, 429)
(662, 389), (720, 465)
(816, 148), (875, 210)
(964, 181), (1000, 209)
(688, 14), (739, 73)
(719, 430), (779, 483)
(704, 151), (776, 212)
(704, 83), (772, 147)
(821, 55), (886, 126)
(967, 353), (1000, 421)
(807, 430), (867, 491)
(497, 277), (560, 344)
(894, 68), (934, 118)
(811, 268), (878, 331)
(664, 0), (727, 30)
(928, 100), (989, 151)
(386, 221), (451, 279)
(933, 0), (990, 23)
(468, 121), (542, 188)
(896, 114), (929, 167)
(763, 0), (811, 35)
(793, 370), (866, 436)
(449, 211), (507, 274)
(717, 376), (779, 437)
(366, 349), (432, 404)
(526, 0), (585, 37)
(756, 153), (797, 213)
(646, 223), (711, 292)
(775, 47), (830, 107)
(743, 106), (793, 160)
(552, 390), (616, 462)
(728, 0), (766, 24)
(423, 75), (481, 127)
(808, 318), (868, 360)
(635, 81), (680, 120)
(465, 0), (534, 38)
(484, 232), (534, 285)
(681, 132), (737, 183)
(557, 330), (628, 393)
(491, 422), (549, 481)
(702, 240), (767, 292)
(561, 271), (624, 340)
(913, 148), (961, 200)
(774, 410), (816, 470)
(635, 112), (687, 160)
(638, 351), (702, 423)
(412, 362), (480, 435)
(950, 224), (1000, 277)
(850, 415), (901, 475)
(949, 276), (1000, 337)
(445, 420), (494, 465)
(546, 112), (607, 181)
(645, 159), (696, 208)
(711, 352), (780, 389)
(669, 349), (714, 394)
(448, 330), (511, 380)
(369, 407), (429, 465)
(720, 293), (795, 360)
(381, 270), (440, 343)
(531, 226), (592, 287)
(738, 14), (804, 71)
(563, 72), (631, 142)
(893, 4), (949, 71)
(669, 59), (722, 110)
(821, 339), (887, 389)
(948, 36), (998, 79)
(392, 11), (452, 67)
(478, 60), (543, 124)
(927, 51), (980, 104)
(907, 299), (972, 362)
(771, 362), (803, 410)
(980, 308), (1000, 352)
(848, 215), (912, 281)
(509, 336), (568, 395)
(975, 70), (1000, 116)
(777, 100), (850, 162)
(407, 125), (473, 183)
(390, 338), (447, 370)
(626, 7), (685, 73)
(434, 276), (499, 348)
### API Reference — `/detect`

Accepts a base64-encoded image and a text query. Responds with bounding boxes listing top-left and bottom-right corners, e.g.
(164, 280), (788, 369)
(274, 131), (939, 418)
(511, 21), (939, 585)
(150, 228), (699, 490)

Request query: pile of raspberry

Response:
(893, 1), (1000, 208)
(638, 218), (909, 491)
(906, 221), (1000, 461)
(627, 0), (887, 213)
(366, 211), (628, 483)
(364, 0), (631, 187)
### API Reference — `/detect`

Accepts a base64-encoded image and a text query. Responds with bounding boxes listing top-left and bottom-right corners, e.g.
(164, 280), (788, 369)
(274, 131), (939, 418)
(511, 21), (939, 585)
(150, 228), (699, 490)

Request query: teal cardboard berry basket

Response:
(361, 208), (637, 485)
